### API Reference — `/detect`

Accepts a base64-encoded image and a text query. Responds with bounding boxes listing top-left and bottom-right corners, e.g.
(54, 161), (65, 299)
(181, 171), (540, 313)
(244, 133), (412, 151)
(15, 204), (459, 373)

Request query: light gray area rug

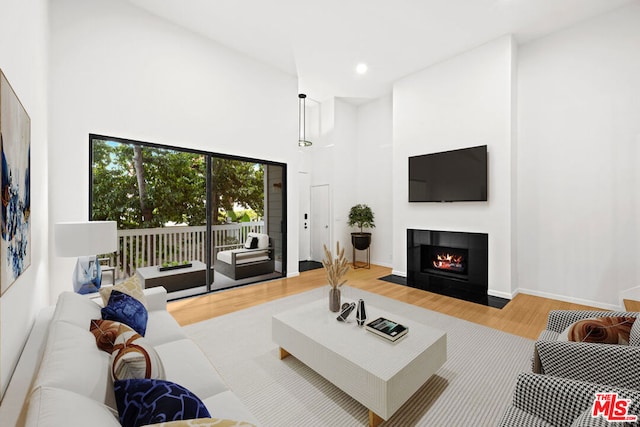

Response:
(184, 287), (533, 426)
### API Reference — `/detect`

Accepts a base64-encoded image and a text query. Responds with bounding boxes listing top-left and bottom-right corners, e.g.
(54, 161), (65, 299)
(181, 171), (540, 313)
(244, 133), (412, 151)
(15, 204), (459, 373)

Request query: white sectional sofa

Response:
(3, 286), (259, 426)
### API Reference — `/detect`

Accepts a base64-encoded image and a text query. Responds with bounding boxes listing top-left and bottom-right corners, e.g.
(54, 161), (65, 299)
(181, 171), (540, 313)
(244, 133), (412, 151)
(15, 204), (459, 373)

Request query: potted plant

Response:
(158, 260), (192, 272)
(348, 204), (375, 251)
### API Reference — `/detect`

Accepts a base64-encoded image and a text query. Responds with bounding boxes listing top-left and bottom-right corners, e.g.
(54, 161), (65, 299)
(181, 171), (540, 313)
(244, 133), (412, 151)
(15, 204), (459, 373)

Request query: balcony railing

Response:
(104, 222), (265, 281)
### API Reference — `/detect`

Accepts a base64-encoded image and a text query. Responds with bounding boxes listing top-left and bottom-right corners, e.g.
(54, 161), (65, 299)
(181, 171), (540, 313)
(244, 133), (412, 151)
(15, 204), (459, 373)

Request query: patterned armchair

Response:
(497, 372), (640, 427)
(533, 310), (640, 390)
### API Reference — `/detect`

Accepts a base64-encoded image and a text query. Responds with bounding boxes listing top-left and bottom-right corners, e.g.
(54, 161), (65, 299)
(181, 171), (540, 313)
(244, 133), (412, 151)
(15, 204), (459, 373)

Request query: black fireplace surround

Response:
(407, 229), (490, 305)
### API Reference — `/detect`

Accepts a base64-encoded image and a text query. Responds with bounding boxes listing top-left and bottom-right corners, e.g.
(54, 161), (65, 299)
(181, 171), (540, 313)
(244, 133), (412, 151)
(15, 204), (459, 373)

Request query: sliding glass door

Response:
(89, 134), (286, 299)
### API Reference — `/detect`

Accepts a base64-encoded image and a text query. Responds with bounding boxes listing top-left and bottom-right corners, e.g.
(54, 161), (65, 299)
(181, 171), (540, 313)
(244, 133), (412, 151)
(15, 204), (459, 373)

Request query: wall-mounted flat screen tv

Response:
(408, 145), (487, 202)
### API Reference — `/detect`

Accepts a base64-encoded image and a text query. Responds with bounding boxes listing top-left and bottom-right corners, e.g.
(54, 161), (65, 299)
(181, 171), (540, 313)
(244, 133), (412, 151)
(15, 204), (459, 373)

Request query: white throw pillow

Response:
(245, 233), (269, 249)
(244, 237), (257, 249)
(99, 274), (147, 308)
(111, 325), (165, 381)
(142, 418), (256, 427)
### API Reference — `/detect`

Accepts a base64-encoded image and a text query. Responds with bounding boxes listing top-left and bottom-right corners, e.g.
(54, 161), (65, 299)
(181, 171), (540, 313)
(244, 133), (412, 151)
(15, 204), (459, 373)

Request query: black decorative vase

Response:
(356, 299), (367, 326)
(329, 288), (341, 312)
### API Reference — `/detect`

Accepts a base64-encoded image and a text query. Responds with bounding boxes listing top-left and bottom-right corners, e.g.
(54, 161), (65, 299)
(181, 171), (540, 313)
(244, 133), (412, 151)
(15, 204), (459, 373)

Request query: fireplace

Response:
(407, 229), (488, 303)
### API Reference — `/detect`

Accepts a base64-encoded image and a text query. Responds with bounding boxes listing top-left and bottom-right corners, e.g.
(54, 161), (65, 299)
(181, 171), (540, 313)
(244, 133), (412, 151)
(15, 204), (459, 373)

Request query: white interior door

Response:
(298, 172), (311, 261)
(311, 184), (330, 262)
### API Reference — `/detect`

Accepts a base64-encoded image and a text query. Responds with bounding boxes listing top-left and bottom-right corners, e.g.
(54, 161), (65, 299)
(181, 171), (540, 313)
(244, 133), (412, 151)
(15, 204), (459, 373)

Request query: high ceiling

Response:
(128, 0), (634, 102)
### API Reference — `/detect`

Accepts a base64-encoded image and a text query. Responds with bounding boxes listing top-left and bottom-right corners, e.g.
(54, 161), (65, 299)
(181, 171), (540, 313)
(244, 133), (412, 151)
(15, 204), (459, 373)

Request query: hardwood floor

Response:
(624, 299), (640, 312)
(167, 264), (605, 340)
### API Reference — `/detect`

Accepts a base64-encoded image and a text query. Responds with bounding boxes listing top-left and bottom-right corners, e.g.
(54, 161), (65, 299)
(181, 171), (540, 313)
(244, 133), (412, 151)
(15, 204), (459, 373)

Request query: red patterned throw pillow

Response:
(558, 316), (636, 345)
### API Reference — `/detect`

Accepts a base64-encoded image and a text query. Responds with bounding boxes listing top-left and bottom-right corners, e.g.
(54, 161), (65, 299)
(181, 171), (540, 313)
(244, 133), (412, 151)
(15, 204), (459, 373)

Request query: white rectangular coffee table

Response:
(272, 297), (446, 427)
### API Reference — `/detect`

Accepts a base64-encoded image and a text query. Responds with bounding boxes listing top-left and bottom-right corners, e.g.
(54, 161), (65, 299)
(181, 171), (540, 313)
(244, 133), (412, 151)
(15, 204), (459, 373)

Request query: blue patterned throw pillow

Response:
(102, 290), (148, 336)
(114, 379), (211, 427)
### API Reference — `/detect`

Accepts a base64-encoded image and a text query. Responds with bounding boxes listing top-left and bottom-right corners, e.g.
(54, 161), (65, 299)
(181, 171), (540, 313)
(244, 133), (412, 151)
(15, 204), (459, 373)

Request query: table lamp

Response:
(55, 221), (117, 294)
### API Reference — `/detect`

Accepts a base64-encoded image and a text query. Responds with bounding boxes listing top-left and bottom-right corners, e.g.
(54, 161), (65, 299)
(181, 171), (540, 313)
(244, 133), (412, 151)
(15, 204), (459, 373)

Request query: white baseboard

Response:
(287, 271), (300, 278)
(516, 288), (622, 311)
(371, 260), (393, 269)
(619, 286), (640, 309)
(351, 265), (622, 310)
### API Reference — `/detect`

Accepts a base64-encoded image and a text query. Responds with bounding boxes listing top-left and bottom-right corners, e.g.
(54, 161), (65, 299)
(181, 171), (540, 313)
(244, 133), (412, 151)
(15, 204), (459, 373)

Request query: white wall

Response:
(0, 0), (49, 399)
(306, 96), (394, 267)
(332, 99), (359, 251)
(517, 3), (640, 309)
(307, 98), (358, 255)
(356, 95), (393, 267)
(48, 0), (299, 299)
(392, 36), (516, 298)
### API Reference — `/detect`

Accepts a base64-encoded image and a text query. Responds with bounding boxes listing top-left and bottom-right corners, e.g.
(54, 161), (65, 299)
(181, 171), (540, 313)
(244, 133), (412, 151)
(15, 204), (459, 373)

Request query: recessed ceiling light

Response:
(356, 63), (368, 74)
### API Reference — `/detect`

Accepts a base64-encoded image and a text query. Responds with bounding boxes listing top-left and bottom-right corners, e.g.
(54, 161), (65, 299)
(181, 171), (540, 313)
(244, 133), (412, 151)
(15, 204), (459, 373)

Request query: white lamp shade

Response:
(55, 221), (118, 257)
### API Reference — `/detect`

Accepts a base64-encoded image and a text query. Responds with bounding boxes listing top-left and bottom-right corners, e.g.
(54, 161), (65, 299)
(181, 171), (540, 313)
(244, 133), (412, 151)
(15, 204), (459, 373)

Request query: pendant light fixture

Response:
(298, 93), (312, 147)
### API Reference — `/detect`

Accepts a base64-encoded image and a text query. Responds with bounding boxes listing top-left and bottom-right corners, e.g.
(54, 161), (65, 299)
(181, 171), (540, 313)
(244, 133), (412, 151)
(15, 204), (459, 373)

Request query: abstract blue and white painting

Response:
(0, 70), (31, 296)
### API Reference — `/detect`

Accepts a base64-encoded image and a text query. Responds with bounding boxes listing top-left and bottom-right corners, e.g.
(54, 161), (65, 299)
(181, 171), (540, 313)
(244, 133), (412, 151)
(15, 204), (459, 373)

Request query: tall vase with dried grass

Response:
(322, 242), (350, 312)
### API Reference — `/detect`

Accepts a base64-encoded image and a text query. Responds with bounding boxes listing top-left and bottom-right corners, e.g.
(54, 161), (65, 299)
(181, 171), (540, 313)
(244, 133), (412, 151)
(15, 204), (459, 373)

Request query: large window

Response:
(89, 134), (286, 298)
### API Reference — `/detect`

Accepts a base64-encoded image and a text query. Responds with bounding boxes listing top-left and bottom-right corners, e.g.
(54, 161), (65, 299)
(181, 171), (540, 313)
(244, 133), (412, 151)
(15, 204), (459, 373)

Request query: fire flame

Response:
(433, 253), (464, 270)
